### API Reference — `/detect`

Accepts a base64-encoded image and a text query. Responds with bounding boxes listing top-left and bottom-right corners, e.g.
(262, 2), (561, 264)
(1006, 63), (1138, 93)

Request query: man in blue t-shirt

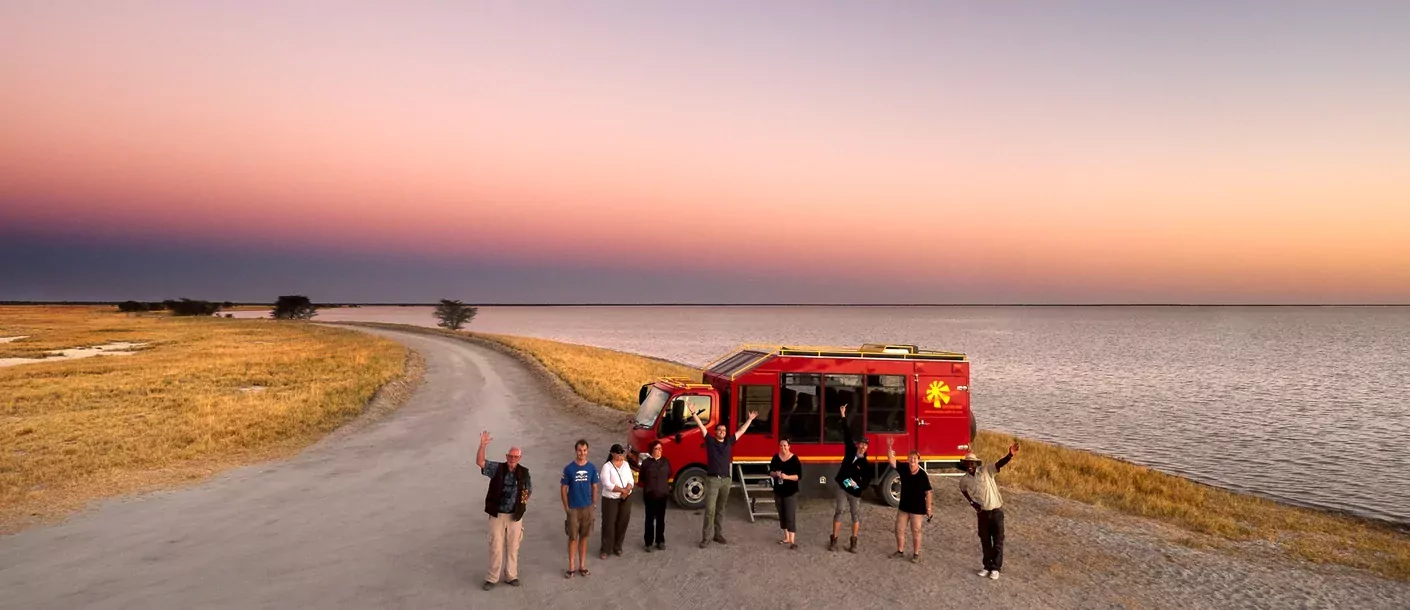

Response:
(560, 439), (600, 578)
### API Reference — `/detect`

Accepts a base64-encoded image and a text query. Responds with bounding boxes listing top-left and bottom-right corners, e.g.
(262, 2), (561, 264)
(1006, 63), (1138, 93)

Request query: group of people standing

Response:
(475, 407), (1020, 591)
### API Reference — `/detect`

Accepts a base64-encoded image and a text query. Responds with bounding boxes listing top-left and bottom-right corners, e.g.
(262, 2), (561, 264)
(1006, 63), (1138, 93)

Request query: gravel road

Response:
(1, 327), (1405, 609)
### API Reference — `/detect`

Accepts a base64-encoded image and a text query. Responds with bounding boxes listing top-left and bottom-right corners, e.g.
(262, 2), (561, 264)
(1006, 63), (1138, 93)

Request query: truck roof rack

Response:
(703, 343), (967, 379)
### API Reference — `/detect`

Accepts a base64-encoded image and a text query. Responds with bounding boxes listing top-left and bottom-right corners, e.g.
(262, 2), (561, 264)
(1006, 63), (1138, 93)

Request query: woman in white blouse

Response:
(599, 444), (635, 559)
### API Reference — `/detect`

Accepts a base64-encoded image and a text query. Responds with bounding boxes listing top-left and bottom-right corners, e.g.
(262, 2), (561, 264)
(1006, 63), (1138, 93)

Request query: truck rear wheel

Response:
(673, 467), (708, 510)
(875, 469), (901, 508)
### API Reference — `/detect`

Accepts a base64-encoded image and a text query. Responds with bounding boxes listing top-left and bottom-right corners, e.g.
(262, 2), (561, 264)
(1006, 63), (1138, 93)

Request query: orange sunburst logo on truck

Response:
(926, 381), (951, 408)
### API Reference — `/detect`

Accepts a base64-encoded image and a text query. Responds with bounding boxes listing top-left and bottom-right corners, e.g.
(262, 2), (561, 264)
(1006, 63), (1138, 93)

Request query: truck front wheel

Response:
(875, 469), (902, 508)
(672, 467), (708, 510)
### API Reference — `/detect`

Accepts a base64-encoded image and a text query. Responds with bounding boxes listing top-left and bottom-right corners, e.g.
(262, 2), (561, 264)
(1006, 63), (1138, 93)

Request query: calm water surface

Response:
(236, 306), (1410, 523)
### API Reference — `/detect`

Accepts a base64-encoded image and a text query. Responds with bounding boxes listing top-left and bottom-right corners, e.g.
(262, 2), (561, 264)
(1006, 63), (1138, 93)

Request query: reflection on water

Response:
(229, 305), (1410, 523)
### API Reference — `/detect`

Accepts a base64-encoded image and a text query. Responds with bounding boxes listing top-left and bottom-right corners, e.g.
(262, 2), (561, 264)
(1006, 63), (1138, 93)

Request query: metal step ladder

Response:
(734, 462), (776, 523)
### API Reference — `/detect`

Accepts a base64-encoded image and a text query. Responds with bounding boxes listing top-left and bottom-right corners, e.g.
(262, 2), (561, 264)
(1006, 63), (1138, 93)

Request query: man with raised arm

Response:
(886, 437), (932, 562)
(959, 441), (1020, 580)
(560, 439), (599, 579)
(477, 430), (531, 591)
(690, 406), (758, 548)
(830, 404), (873, 553)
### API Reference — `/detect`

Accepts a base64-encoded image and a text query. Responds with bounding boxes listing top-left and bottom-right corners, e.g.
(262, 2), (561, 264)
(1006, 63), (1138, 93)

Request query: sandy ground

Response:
(1, 327), (1406, 610)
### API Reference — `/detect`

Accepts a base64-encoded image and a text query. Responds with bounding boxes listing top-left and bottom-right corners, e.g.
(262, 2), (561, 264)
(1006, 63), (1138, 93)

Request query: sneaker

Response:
(989, 570), (1001, 580)
(506, 579), (520, 587)
(890, 550), (906, 559)
(699, 540), (710, 549)
(713, 534), (728, 545)
(656, 542), (665, 551)
(482, 581), (495, 591)
(977, 570), (990, 578)
(645, 544), (653, 553)
(910, 554), (921, 564)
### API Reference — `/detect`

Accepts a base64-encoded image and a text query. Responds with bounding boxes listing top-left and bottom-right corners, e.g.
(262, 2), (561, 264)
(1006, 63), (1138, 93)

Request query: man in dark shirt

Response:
(886, 437), (932, 562)
(690, 406), (757, 548)
(831, 404), (873, 553)
(477, 430), (531, 591)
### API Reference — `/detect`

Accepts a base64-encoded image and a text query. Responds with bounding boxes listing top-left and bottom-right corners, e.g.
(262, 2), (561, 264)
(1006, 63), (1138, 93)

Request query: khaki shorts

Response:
(565, 505), (595, 541)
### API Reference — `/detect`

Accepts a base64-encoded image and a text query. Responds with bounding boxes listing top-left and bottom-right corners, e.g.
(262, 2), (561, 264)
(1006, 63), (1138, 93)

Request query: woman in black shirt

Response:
(769, 439), (802, 550)
(886, 437), (932, 562)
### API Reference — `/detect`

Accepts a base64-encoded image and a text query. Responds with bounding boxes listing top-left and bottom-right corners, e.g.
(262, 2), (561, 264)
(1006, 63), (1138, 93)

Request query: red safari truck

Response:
(628, 344), (976, 511)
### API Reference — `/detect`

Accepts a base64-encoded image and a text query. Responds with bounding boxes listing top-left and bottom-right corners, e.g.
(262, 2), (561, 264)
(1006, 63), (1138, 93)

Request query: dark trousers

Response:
(775, 493), (797, 533)
(977, 508), (1006, 571)
(643, 496), (668, 545)
(600, 497), (631, 555)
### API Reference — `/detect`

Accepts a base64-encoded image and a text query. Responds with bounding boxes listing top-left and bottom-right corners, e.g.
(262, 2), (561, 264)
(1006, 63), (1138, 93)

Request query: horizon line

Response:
(3, 301), (1408, 308)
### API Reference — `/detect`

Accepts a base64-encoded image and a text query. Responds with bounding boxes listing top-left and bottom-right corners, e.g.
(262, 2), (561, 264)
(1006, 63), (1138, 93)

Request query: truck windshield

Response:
(635, 387), (671, 428)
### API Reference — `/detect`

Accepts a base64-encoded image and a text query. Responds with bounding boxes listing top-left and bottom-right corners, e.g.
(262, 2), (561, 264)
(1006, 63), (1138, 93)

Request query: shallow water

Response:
(230, 305), (1410, 523)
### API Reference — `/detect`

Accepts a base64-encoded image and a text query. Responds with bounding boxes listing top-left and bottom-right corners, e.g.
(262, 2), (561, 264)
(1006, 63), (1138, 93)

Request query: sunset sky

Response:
(3, 1), (1408, 303)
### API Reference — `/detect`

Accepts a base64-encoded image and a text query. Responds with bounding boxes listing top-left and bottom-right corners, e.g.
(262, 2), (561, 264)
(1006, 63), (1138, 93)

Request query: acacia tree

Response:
(272, 295), (318, 320)
(434, 299), (477, 331)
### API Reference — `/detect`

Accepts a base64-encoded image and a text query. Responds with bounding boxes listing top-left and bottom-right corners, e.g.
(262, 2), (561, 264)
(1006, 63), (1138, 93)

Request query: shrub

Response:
(434, 299), (478, 331)
(272, 295), (317, 320)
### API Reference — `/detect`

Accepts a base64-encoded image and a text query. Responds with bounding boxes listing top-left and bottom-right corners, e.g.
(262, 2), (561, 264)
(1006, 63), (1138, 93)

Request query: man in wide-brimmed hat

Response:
(959, 441), (1019, 580)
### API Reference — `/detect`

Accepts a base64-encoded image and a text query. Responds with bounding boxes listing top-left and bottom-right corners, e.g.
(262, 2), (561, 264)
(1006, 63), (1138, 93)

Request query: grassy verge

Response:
(0, 306), (407, 531)
(472, 331), (1410, 581)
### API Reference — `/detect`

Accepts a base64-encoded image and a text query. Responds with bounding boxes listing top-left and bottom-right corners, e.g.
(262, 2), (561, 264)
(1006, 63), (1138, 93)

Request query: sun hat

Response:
(960, 452), (982, 464)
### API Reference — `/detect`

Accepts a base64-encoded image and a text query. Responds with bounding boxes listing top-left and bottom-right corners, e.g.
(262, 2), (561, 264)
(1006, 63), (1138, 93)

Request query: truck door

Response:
(915, 361), (971, 459)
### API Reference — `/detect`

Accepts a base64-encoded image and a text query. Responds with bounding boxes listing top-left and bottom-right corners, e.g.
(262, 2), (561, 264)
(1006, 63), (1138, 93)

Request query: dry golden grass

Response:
(474, 333), (697, 410)
(476, 331), (1410, 581)
(0, 306), (405, 531)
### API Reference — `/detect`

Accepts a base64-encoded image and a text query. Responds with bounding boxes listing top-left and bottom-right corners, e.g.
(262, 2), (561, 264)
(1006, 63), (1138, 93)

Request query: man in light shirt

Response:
(959, 441), (1019, 580)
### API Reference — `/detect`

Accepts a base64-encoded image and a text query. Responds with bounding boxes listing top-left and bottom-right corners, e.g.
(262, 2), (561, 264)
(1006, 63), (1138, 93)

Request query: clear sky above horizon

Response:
(3, 1), (1408, 304)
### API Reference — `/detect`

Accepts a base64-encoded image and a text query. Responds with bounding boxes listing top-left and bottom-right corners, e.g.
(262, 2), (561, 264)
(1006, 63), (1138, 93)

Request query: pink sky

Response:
(3, 2), (1408, 303)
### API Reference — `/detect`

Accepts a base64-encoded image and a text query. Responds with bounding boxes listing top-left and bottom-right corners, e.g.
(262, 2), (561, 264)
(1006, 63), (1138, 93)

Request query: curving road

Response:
(2, 328), (1404, 610)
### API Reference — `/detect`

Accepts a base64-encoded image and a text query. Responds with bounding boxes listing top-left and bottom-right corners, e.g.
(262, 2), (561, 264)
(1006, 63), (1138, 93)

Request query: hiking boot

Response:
(645, 544), (653, 553)
(506, 579), (520, 587)
(699, 540), (710, 549)
(847, 536), (858, 553)
(910, 554), (921, 564)
(890, 550), (906, 559)
(656, 542), (665, 551)
(482, 582), (495, 591)
(828, 535), (838, 551)
(713, 534), (728, 545)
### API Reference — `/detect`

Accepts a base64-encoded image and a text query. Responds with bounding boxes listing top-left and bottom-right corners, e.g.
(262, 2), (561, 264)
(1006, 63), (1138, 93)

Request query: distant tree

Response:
(221, 301), (234, 309)
(169, 298), (221, 316)
(434, 299), (477, 331)
(117, 300), (149, 313)
(272, 295), (318, 320)
(146, 301), (167, 311)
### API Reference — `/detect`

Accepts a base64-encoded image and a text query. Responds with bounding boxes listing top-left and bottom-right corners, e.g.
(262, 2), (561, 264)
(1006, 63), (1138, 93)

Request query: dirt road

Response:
(1, 327), (1404, 609)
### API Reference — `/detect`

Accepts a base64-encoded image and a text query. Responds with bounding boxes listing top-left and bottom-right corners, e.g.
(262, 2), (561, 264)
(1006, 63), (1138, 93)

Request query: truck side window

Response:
(738, 385), (773, 435)
(824, 374), (864, 442)
(779, 373), (821, 443)
(866, 375), (907, 433)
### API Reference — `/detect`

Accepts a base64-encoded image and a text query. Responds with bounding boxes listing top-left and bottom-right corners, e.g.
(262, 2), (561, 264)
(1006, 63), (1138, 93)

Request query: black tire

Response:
(672, 467), (708, 510)
(875, 469), (901, 508)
